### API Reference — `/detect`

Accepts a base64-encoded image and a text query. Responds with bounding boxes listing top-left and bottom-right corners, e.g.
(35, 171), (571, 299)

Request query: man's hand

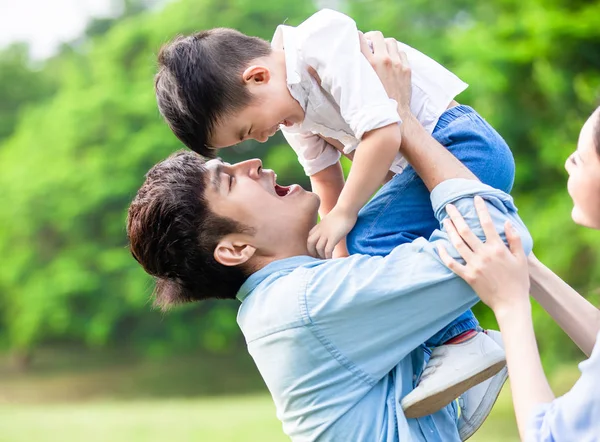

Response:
(308, 208), (357, 259)
(359, 31), (412, 116)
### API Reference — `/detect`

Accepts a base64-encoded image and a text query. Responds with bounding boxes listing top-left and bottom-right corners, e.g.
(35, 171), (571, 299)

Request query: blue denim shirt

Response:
(236, 179), (533, 441)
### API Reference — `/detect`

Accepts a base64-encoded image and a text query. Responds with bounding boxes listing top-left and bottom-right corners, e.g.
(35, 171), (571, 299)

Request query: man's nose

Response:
(236, 158), (263, 178)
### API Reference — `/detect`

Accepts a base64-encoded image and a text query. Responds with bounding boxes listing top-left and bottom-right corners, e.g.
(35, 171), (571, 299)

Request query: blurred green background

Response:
(1, 0), (599, 440)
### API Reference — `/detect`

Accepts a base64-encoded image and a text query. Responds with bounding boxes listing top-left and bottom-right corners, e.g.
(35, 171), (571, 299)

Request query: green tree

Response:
(0, 43), (55, 142)
(1, 0), (599, 371)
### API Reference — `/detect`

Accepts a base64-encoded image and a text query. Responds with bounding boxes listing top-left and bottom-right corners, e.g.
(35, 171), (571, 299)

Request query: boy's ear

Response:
(214, 235), (257, 267)
(242, 65), (271, 85)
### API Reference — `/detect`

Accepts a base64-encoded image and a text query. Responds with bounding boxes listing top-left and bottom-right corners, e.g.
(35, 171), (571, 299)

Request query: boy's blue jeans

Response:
(346, 105), (515, 347)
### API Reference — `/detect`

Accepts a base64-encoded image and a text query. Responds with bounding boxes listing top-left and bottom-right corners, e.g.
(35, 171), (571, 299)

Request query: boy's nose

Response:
(255, 133), (269, 143)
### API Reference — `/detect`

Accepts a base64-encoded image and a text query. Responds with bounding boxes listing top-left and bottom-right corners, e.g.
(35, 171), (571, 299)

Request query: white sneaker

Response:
(401, 331), (506, 418)
(458, 330), (508, 441)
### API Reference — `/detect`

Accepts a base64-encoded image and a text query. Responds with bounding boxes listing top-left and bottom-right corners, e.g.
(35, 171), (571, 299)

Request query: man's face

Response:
(204, 158), (320, 259)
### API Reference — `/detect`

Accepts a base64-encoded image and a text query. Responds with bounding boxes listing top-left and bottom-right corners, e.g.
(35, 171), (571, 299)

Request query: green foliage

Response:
(0, 43), (55, 141)
(0, 0), (599, 366)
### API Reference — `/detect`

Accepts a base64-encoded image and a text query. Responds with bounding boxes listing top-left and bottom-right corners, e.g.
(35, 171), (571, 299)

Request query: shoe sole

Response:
(402, 359), (506, 419)
(459, 367), (508, 441)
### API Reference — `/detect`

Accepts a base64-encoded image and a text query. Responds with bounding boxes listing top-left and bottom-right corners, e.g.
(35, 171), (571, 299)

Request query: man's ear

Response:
(214, 236), (257, 267)
(242, 65), (271, 86)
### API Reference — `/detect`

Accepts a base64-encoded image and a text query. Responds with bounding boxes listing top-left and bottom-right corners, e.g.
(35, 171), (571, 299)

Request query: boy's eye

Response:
(570, 154), (577, 165)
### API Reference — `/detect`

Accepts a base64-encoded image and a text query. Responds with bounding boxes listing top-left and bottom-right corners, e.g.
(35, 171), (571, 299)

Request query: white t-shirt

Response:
(272, 9), (468, 176)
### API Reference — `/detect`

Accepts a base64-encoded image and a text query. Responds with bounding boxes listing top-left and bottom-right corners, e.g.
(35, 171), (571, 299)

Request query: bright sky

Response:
(0, 0), (117, 59)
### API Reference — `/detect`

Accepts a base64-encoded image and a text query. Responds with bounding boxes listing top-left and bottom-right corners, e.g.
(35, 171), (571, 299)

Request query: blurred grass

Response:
(0, 393), (515, 442)
(0, 348), (583, 442)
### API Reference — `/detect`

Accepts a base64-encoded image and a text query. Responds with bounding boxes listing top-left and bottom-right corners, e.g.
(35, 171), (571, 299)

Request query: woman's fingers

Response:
(444, 218), (475, 261)
(474, 196), (502, 245)
(505, 221), (525, 259)
(437, 244), (467, 277)
(446, 204), (484, 252)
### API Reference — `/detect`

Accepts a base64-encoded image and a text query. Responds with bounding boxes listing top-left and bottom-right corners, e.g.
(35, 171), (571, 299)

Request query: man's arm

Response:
(529, 254), (600, 357)
(358, 32), (478, 189)
(399, 112), (477, 189)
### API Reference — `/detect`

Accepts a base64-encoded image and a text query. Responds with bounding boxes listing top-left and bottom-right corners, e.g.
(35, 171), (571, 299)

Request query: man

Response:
(127, 38), (531, 441)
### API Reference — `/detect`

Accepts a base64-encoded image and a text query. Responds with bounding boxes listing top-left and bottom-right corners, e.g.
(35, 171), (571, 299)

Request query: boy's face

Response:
(209, 65), (304, 148)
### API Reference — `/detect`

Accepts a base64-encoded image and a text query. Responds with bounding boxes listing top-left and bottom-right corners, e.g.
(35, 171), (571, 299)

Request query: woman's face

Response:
(565, 108), (600, 229)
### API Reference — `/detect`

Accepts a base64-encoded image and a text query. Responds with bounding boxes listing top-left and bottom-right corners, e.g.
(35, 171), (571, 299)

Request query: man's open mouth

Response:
(275, 184), (292, 197)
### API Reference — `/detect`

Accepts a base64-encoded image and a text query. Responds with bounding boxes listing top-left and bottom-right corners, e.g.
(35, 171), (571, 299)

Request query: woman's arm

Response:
(438, 200), (555, 441)
(529, 254), (600, 357)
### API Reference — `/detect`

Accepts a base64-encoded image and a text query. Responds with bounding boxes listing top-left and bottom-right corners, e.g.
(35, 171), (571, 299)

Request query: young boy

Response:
(154, 8), (512, 417)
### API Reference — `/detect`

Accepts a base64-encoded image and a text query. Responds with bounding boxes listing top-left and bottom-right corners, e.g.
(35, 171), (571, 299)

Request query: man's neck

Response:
(249, 248), (314, 273)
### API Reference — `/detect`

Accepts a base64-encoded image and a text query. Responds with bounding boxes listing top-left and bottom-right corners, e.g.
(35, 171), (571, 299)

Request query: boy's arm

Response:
(310, 162), (345, 219)
(297, 11), (404, 258)
(335, 124), (401, 217)
(308, 124), (401, 258)
(310, 163), (349, 258)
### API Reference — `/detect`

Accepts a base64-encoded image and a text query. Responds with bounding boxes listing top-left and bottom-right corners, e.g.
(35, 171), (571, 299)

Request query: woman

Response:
(438, 107), (600, 440)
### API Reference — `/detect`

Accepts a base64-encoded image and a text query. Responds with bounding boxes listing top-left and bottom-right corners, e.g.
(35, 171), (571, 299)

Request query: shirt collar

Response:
(236, 255), (317, 302)
(271, 24), (302, 86)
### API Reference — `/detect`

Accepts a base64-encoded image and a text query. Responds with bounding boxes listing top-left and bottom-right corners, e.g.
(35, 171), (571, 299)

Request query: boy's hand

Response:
(308, 208), (357, 259)
(332, 238), (350, 259)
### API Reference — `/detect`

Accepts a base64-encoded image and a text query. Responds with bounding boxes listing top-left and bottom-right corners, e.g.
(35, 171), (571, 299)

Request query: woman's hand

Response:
(437, 195), (531, 315)
(358, 31), (412, 116)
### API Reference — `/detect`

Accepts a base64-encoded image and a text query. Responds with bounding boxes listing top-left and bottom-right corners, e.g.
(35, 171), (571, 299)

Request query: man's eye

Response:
(229, 175), (234, 187)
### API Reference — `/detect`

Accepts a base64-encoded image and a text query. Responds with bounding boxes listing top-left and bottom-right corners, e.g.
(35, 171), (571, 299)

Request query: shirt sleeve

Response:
(281, 129), (341, 176)
(296, 9), (401, 139)
(526, 332), (600, 441)
(304, 179), (533, 382)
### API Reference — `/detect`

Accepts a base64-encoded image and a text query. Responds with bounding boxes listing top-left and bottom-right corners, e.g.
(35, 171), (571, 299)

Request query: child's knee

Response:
(439, 116), (515, 192)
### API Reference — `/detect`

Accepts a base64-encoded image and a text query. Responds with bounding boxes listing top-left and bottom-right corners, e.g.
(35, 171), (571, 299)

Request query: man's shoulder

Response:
(237, 256), (372, 324)
(237, 264), (317, 342)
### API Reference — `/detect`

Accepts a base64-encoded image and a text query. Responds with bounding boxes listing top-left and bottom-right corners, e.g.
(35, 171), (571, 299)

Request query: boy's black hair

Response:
(155, 29), (272, 157)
